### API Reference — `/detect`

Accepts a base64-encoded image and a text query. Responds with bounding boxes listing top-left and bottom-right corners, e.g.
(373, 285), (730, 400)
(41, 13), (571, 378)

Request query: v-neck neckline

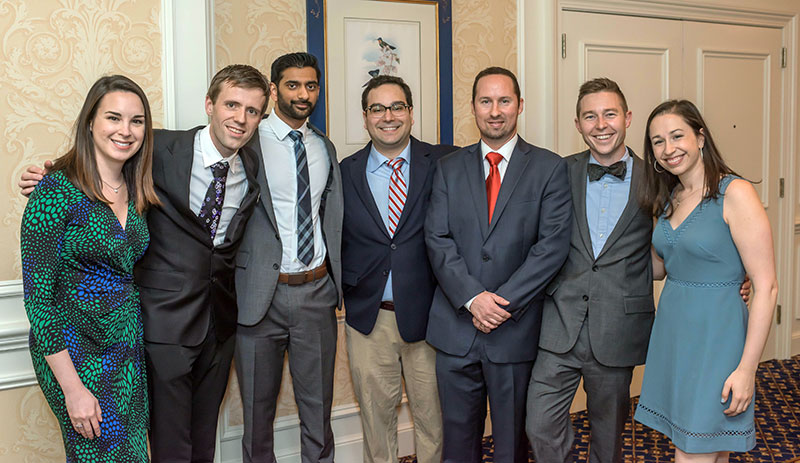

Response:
(667, 198), (704, 232)
(108, 201), (131, 232)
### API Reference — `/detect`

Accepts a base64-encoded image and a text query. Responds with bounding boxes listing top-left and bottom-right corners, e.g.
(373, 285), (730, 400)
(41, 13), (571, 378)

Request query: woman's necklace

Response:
(102, 179), (124, 194)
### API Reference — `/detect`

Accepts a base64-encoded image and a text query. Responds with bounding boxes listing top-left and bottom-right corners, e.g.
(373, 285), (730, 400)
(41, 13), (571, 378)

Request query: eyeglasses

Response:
(365, 102), (411, 117)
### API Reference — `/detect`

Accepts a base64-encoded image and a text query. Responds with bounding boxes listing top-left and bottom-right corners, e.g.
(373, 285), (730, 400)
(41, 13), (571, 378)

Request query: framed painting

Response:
(307, 0), (453, 155)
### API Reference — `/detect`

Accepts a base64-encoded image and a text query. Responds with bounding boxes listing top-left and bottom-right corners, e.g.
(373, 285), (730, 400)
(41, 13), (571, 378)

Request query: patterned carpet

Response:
(400, 355), (800, 462)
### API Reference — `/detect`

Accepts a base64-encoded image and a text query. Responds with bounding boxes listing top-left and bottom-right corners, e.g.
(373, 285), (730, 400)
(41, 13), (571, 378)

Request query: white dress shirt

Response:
(480, 135), (518, 181)
(258, 114), (330, 272)
(189, 126), (248, 247)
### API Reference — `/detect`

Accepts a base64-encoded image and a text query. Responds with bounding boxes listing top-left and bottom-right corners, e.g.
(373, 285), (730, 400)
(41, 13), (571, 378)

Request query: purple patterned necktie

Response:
(198, 160), (229, 240)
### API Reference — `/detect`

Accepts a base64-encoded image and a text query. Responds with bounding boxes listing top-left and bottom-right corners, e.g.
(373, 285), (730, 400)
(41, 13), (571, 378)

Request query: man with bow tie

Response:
(525, 78), (655, 463)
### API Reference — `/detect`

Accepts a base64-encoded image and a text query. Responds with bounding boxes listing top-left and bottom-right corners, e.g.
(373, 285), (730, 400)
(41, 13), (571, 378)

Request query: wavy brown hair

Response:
(638, 99), (741, 218)
(51, 75), (159, 214)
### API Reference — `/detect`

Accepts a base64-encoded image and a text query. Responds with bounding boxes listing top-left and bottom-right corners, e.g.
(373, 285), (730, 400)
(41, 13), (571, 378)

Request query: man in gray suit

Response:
(525, 78), (653, 463)
(233, 52), (343, 463)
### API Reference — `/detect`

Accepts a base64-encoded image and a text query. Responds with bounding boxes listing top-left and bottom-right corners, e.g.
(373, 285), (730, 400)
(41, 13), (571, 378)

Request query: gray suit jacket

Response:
(538, 149), (654, 367)
(234, 117), (343, 326)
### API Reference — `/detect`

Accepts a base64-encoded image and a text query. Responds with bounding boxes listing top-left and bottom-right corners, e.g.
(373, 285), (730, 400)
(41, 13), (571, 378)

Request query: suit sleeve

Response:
(497, 157), (572, 320)
(424, 160), (486, 310)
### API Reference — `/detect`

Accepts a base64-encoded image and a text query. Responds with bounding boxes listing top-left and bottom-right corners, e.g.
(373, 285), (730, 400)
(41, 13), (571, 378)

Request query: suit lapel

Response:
(571, 151), (594, 258)
(596, 150), (643, 260)
(487, 139), (531, 236)
(462, 143), (489, 238)
(248, 127), (279, 232)
(350, 144), (388, 237)
(394, 137), (429, 234)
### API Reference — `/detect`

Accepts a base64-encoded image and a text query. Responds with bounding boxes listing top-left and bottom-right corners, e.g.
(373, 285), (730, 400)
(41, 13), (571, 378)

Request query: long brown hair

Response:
(638, 99), (740, 218)
(51, 74), (160, 213)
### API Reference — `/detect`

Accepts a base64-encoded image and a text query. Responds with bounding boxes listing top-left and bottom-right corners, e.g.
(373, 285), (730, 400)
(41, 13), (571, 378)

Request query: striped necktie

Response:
(387, 157), (407, 236)
(287, 130), (314, 266)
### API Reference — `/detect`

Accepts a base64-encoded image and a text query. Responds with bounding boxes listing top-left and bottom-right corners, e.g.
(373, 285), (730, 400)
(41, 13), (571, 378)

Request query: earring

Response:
(700, 147), (705, 159)
(653, 159), (665, 173)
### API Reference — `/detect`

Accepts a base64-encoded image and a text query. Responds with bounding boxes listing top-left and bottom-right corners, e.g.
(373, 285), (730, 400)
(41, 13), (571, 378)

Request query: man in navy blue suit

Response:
(424, 67), (572, 463)
(340, 75), (456, 463)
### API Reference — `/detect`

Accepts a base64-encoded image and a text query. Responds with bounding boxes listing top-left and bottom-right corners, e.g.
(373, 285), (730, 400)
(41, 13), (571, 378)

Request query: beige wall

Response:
(0, 0), (162, 460)
(212, 0), (517, 421)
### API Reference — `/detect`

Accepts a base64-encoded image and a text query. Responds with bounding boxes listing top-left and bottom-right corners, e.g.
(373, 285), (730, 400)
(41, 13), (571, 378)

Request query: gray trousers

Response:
(526, 321), (633, 463)
(235, 275), (339, 463)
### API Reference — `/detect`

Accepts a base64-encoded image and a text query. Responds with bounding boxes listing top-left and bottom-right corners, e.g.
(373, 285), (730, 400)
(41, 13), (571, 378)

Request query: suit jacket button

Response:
(383, 270), (389, 276)
(273, 263), (279, 270)
(275, 233), (280, 240)
(592, 265), (598, 272)
(211, 277), (217, 284)
(582, 294), (589, 301)
(482, 254), (490, 262)
(390, 243), (397, 250)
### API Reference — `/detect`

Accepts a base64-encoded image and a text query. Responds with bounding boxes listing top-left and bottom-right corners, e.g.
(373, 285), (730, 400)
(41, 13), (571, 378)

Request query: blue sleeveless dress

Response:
(634, 176), (755, 453)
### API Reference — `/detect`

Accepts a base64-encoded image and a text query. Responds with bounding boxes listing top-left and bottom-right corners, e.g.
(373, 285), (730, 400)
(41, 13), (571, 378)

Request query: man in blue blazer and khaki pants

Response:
(341, 75), (456, 463)
(424, 67), (573, 462)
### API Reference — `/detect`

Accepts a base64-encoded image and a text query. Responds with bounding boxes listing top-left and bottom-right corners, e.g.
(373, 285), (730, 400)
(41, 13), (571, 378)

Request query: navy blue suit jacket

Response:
(340, 137), (457, 342)
(424, 137), (572, 363)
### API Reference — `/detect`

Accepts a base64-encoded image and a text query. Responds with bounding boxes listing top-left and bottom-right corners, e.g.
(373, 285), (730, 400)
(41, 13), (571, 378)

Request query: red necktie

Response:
(485, 152), (503, 222)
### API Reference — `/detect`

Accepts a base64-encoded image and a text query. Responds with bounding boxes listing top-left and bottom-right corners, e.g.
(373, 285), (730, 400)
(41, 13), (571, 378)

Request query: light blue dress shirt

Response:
(366, 143), (412, 302)
(585, 150), (633, 258)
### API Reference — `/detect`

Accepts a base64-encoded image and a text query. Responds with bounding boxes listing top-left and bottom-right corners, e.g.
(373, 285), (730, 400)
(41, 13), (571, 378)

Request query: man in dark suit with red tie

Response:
(340, 75), (456, 463)
(424, 67), (572, 462)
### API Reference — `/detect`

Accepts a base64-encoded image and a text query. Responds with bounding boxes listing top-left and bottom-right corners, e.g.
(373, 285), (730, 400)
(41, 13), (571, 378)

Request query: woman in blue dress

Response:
(635, 100), (777, 463)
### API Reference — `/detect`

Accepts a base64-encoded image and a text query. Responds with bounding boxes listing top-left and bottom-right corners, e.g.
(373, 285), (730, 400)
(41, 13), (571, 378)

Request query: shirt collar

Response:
(367, 140), (412, 174)
(200, 126), (240, 174)
(267, 112), (309, 142)
(480, 134), (518, 162)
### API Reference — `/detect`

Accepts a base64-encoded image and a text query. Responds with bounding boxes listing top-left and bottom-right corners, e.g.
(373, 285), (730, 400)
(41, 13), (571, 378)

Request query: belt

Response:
(379, 301), (395, 311)
(278, 263), (328, 285)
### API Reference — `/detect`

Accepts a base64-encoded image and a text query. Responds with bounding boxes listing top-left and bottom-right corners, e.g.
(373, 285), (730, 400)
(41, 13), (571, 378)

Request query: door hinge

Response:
(782, 47), (787, 68)
(780, 178), (785, 198)
(776, 304), (781, 324)
(562, 33), (567, 59)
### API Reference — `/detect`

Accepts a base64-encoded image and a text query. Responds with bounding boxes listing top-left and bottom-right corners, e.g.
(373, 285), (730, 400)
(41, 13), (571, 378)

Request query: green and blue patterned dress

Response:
(21, 170), (149, 462)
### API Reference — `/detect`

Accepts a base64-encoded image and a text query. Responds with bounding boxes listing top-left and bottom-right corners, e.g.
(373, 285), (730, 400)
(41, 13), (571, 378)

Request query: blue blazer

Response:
(340, 137), (457, 342)
(424, 137), (572, 363)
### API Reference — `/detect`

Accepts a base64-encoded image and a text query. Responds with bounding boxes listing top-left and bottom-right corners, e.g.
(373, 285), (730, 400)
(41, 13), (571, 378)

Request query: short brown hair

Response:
(361, 75), (413, 111)
(576, 78), (628, 117)
(207, 64), (270, 114)
(51, 75), (159, 214)
(471, 66), (520, 102)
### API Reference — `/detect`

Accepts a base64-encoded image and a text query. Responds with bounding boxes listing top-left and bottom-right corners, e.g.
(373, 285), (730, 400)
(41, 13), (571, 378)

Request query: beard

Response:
(276, 92), (316, 121)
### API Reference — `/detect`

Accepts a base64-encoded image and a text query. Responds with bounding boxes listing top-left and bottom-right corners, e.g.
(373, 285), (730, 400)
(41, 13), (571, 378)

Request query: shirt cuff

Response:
(464, 295), (479, 312)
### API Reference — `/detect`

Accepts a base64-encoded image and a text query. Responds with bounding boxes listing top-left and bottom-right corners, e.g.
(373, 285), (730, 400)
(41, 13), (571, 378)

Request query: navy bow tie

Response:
(587, 161), (626, 181)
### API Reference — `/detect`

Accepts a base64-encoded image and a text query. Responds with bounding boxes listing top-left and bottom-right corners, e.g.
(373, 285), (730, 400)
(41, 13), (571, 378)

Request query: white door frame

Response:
(519, 0), (799, 360)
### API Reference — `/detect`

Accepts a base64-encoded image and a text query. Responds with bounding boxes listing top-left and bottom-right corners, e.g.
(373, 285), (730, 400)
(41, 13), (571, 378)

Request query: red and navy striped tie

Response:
(387, 157), (407, 236)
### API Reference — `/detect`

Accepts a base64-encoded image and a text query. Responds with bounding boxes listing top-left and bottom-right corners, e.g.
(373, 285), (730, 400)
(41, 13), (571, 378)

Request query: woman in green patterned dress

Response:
(20, 75), (160, 462)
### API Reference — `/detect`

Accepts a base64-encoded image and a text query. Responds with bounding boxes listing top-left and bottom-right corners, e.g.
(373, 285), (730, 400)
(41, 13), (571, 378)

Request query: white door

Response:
(558, 11), (683, 158)
(559, 10), (786, 411)
(682, 21), (784, 361)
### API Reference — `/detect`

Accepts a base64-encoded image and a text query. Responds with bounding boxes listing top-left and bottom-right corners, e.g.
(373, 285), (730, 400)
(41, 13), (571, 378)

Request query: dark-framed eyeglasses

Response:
(365, 102), (411, 117)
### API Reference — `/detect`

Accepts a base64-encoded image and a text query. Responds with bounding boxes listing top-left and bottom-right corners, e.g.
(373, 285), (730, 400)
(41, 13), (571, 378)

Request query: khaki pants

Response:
(346, 309), (442, 463)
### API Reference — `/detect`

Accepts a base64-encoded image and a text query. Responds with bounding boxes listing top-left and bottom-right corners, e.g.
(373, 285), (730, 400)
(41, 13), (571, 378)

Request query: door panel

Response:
(683, 21), (783, 361)
(559, 11), (682, 157)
